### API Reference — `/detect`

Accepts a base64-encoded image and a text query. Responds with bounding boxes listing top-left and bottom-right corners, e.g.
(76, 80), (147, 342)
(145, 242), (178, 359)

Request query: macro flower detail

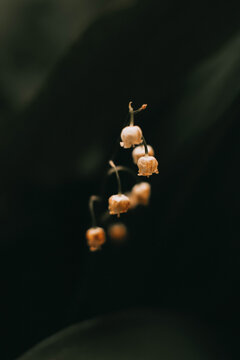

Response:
(108, 160), (130, 217)
(131, 182), (151, 205)
(120, 125), (143, 148)
(85, 101), (157, 250)
(86, 227), (106, 252)
(125, 191), (139, 209)
(137, 155), (159, 177)
(120, 102), (147, 149)
(86, 195), (106, 252)
(132, 144), (154, 164)
(108, 223), (127, 241)
(108, 194), (130, 217)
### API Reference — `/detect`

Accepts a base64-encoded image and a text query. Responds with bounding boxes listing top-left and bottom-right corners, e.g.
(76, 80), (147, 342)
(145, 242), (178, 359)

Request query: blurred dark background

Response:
(1, 0), (240, 359)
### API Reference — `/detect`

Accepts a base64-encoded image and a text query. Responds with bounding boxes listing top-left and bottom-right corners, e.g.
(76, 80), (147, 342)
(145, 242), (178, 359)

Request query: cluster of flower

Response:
(86, 102), (159, 252)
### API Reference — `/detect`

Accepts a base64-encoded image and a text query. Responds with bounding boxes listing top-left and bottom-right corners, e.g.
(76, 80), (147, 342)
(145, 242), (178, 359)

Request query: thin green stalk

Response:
(107, 165), (138, 181)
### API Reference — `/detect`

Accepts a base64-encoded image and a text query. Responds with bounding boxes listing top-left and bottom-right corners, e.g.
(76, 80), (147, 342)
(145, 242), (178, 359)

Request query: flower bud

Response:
(132, 144), (154, 164)
(120, 126), (142, 148)
(108, 223), (127, 242)
(137, 155), (159, 177)
(86, 227), (106, 252)
(108, 194), (130, 217)
(131, 182), (151, 205)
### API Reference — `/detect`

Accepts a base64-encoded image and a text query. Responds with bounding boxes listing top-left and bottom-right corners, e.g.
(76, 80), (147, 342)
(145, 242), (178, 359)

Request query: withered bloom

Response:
(125, 191), (139, 209)
(132, 144), (154, 164)
(108, 223), (127, 241)
(120, 125), (143, 148)
(86, 227), (106, 252)
(108, 194), (130, 217)
(120, 102), (147, 149)
(131, 182), (151, 205)
(137, 155), (159, 177)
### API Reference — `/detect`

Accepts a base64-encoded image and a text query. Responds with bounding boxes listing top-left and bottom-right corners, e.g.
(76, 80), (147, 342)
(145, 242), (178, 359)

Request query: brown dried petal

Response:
(131, 182), (151, 205)
(86, 227), (106, 251)
(132, 145), (154, 164)
(125, 191), (139, 209)
(137, 155), (159, 177)
(108, 194), (130, 217)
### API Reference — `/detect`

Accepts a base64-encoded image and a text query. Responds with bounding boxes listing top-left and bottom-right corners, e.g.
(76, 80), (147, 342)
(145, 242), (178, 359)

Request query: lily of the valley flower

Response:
(131, 182), (151, 205)
(108, 194), (130, 217)
(125, 191), (139, 209)
(85, 101), (158, 252)
(137, 154), (159, 177)
(132, 144), (154, 164)
(108, 160), (130, 217)
(120, 125), (142, 148)
(120, 102), (147, 149)
(86, 227), (106, 252)
(108, 223), (127, 241)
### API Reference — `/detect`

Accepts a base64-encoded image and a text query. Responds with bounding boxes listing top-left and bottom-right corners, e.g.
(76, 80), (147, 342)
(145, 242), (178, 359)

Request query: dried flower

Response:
(132, 144), (154, 164)
(137, 155), (159, 177)
(120, 102), (147, 149)
(86, 227), (106, 252)
(131, 182), (151, 205)
(125, 191), (139, 209)
(108, 223), (127, 241)
(108, 194), (130, 217)
(120, 125), (143, 148)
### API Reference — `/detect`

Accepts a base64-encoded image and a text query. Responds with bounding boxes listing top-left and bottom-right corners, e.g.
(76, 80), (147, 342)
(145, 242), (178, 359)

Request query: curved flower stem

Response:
(89, 195), (101, 227)
(107, 165), (138, 181)
(109, 160), (122, 194)
(129, 101), (147, 126)
(141, 135), (149, 155)
(129, 102), (134, 126)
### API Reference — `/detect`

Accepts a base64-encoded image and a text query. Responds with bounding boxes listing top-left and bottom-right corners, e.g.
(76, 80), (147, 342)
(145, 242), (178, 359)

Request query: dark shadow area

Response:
(0, 0), (240, 359)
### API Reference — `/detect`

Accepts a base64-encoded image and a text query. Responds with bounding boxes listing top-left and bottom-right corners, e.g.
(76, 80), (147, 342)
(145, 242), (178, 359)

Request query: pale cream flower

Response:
(132, 145), (154, 164)
(120, 125), (143, 148)
(108, 194), (130, 217)
(137, 155), (159, 177)
(131, 182), (151, 205)
(86, 227), (106, 252)
(108, 223), (127, 241)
